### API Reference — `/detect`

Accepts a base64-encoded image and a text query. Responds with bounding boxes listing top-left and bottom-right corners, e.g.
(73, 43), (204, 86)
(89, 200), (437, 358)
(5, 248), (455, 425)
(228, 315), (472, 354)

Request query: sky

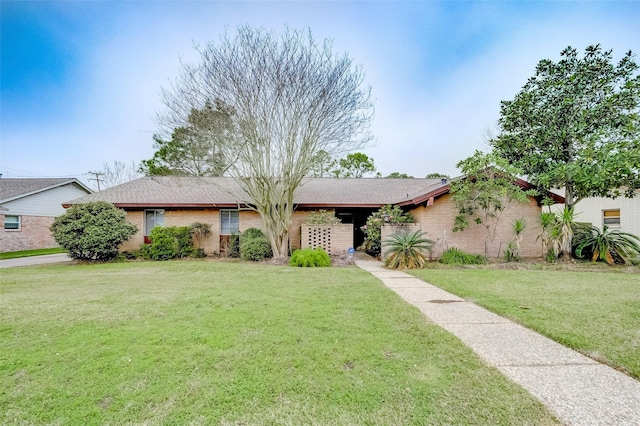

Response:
(1, 1), (639, 189)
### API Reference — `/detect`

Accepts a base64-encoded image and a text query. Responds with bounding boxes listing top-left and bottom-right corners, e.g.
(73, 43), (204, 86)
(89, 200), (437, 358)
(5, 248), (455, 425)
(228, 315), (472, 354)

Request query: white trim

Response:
(4, 215), (21, 231)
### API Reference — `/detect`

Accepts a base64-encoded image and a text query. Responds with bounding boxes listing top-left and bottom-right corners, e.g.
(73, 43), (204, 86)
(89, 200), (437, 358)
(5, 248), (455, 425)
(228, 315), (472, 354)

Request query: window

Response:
(4, 215), (20, 230)
(220, 210), (239, 235)
(144, 209), (165, 235)
(603, 209), (620, 227)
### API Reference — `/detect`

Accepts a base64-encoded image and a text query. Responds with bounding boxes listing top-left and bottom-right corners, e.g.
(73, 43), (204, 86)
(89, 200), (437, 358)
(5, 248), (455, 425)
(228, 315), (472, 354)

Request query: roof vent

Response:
(441, 178), (447, 185)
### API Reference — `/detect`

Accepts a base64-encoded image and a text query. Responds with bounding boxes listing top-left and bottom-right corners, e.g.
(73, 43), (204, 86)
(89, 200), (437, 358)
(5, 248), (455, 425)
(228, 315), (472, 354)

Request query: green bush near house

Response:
(439, 247), (486, 265)
(305, 210), (342, 225)
(383, 229), (434, 269)
(149, 226), (193, 260)
(289, 247), (331, 267)
(574, 225), (640, 265)
(50, 201), (137, 261)
(239, 228), (272, 261)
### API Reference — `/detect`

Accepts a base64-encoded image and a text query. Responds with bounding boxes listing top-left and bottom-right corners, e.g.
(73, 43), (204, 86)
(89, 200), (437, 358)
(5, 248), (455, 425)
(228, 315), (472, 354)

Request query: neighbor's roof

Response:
(65, 176), (564, 208)
(0, 178), (92, 204)
(64, 176), (449, 208)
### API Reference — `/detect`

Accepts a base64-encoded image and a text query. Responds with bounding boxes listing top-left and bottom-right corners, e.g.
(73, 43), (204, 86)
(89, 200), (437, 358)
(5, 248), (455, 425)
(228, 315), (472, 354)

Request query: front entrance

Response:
(334, 208), (376, 249)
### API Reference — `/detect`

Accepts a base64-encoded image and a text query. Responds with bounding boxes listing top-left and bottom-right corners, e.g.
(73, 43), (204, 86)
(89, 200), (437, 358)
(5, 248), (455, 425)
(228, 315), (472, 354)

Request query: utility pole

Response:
(87, 171), (105, 191)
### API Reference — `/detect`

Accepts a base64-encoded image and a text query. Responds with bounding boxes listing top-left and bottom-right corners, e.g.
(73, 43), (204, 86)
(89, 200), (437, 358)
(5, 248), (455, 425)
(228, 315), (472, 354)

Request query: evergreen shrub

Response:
(50, 201), (137, 261)
(149, 226), (193, 260)
(240, 228), (272, 261)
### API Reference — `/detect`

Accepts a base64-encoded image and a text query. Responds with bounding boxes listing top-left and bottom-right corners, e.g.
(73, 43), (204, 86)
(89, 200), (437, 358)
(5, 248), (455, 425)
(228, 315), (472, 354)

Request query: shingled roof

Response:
(65, 176), (449, 208)
(1, 178), (91, 203)
(65, 176), (564, 209)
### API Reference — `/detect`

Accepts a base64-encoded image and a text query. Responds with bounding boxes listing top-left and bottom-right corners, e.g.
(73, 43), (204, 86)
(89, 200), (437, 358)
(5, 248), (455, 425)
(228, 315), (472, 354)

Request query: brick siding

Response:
(0, 214), (59, 252)
(409, 194), (544, 258)
(120, 209), (220, 254)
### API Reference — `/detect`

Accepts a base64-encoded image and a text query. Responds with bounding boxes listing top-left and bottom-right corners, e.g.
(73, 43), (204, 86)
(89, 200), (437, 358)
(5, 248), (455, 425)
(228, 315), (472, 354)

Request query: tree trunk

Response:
(560, 185), (576, 260)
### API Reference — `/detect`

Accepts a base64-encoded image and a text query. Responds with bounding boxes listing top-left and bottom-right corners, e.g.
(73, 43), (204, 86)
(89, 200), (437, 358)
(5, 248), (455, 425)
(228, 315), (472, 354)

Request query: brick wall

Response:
(120, 209), (220, 254)
(300, 224), (353, 255)
(410, 194), (544, 258)
(0, 214), (59, 252)
(120, 211), (144, 252)
(291, 210), (314, 251)
(239, 210), (264, 233)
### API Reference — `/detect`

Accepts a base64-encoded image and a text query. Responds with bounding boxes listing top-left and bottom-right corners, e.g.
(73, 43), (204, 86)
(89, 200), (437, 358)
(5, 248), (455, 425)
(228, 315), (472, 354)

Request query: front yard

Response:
(410, 268), (640, 379)
(0, 261), (557, 425)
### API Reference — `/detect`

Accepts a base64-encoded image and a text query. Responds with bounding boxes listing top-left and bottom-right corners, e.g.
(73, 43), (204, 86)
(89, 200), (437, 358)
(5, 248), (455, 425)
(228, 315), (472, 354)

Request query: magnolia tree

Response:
(492, 45), (640, 209)
(159, 26), (374, 260)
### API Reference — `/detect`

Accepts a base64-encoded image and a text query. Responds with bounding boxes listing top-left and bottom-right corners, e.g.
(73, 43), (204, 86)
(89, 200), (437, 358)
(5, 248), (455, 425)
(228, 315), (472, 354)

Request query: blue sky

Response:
(2, 1), (639, 188)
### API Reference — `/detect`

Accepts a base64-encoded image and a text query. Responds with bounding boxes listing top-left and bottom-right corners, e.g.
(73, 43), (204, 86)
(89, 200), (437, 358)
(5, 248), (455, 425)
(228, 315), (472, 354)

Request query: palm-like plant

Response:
(383, 230), (434, 269)
(558, 206), (575, 260)
(575, 225), (640, 265)
(537, 211), (557, 256)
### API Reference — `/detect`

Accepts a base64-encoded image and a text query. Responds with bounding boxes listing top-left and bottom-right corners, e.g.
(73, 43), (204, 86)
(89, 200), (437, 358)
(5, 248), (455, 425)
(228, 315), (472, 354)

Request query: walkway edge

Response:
(355, 258), (640, 426)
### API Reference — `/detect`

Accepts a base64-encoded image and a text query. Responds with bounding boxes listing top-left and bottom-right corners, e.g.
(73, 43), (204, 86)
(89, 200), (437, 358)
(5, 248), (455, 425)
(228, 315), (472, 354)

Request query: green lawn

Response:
(410, 269), (640, 379)
(0, 247), (66, 260)
(1, 261), (557, 425)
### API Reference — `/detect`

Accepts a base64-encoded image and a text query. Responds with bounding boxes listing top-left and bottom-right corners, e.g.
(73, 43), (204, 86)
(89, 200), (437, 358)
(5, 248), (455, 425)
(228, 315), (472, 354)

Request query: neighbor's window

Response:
(4, 215), (20, 230)
(144, 209), (165, 235)
(603, 209), (620, 227)
(220, 210), (239, 235)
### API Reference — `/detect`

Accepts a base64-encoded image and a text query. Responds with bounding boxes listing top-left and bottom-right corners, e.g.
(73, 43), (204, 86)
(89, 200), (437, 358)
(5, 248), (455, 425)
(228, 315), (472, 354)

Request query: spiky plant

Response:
(383, 230), (434, 269)
(511, 218), (527, 259)
(537, 211), (557, 257)
(575, 225), (640, 265)
(558, 207), (575, 260)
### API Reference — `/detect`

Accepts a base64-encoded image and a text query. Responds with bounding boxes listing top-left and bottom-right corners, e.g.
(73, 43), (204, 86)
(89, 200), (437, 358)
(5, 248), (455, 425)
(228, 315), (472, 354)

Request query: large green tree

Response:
(492, 45), (640, 209)
(331, 152), (377, 178)
(159, 26), (373, 260)
(142, 101), (232, 177)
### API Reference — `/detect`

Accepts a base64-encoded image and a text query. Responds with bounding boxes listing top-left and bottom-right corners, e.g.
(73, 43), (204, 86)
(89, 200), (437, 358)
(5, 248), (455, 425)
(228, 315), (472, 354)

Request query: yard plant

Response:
(1, 261), (557, 424)
(239, 227), (273, 261)
(50, 201), (137, 261)
(574, 225), (640, 265)
(361, 204), (414, 257)
(383, 229), (434, 269)
(439, 247), (486, 265)
(289, 247), (331, 267)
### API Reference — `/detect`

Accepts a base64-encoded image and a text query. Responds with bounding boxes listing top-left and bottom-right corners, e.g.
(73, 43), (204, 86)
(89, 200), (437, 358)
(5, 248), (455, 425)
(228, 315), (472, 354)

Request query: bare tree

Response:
(100, 160), (142, 189)
(159, 26), (374, 260)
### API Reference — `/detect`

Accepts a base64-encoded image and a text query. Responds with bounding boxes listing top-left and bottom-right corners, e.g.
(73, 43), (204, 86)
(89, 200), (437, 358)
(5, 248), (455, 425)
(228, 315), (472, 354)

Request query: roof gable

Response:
(0, 178), (92, 204)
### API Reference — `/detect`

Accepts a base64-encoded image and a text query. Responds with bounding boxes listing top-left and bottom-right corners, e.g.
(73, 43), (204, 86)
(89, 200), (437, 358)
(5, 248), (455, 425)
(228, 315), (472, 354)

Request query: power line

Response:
(87, 171), (105, 191)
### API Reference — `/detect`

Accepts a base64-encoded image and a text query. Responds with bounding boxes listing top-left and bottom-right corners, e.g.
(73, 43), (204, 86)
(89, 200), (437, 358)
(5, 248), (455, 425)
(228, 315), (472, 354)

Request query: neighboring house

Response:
(554, 189), (640, 237)
(65, 176), (563, 258)
(0, 178), (92, 252)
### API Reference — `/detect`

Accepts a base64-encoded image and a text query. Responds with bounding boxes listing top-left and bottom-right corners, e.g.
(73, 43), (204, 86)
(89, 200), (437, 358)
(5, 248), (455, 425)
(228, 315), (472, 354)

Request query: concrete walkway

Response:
(0, 253), (73, 268)
(355, 258), (640, 426)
